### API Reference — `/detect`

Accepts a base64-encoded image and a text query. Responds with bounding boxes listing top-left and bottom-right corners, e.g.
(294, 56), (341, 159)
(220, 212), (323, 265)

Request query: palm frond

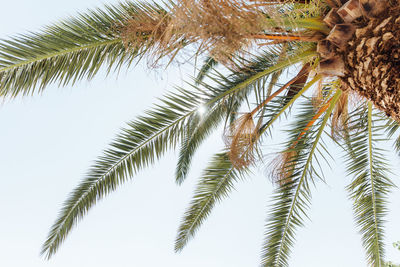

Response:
(174, 55), (321, 251)
(175, 151), (249, 251)
(384, 118), (400, 154)
(343, 103), (394, 266)
(42, 45), (317, 258)
(0, 1), (167, 97)
(175, 47), (317, 183)
(41, 87), (201, 258)
(195, 57), (218, 85)
(261, 89), (341, 267)
(174, 74), (323, 256)
(176, 104), (231, 184)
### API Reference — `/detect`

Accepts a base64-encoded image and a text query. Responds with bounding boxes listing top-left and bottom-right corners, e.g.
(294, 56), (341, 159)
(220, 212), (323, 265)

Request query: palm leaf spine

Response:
(261, 17), (330, 34)
(368, 101), (382, 266)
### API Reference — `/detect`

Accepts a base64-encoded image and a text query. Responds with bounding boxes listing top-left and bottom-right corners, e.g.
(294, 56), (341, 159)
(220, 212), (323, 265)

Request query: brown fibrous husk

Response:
(331, 90), (349, 138)
(332, 86), (362, 137)
(311, 77), (324, 108)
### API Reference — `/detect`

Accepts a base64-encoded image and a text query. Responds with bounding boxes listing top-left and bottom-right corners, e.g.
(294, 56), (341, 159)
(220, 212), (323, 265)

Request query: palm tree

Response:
(0, 0), (399, 266)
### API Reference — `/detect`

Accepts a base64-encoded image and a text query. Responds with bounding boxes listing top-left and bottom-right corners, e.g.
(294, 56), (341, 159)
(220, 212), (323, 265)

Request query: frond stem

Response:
(367, 101), (382, 266)
(251, 34), (322, 42)
(261, 17), (330, 34)
(291, 96), (333, 147)
(257, 40), (287, 46)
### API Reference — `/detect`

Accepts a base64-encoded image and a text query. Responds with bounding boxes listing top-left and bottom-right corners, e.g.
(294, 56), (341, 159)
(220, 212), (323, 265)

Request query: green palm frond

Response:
(261, 90), (341, 267)
(0, 1), (167, 97)
(343, 103), (394, 266)
(206, 48), (317, 104)
(195, 57), (218, 85)
(175, 47), (317, 184)
(175, 75), (321, 253)
(41, 87), (202, 258)
(176, 49), (281, 184)
(174, 52), (320, 250)
(175, 151), (249, 251)
(174, 72), (321, 252)
(384, 119), (400, 154)
(42, 46), (317, 258)
(176, 104), (230, 184)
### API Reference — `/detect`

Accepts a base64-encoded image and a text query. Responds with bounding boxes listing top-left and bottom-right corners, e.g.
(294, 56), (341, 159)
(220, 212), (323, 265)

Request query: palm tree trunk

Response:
(342, 8), (400, 121)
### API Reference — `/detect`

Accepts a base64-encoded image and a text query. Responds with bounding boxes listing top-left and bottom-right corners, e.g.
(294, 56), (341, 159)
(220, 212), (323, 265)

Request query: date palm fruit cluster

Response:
(318, 0), (400, 120)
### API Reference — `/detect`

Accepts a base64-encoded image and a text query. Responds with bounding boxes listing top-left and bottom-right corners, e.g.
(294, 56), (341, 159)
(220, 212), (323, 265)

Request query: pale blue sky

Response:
(0, 1), (399, 266)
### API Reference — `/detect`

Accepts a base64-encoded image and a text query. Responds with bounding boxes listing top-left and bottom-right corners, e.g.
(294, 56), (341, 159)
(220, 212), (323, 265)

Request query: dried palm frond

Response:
(120, 5), (177, 65)
(121, 0), (323, 65)
(269, 94), (334, 186)
(269, 150), (297, 185)
(225, 113), (261, 169)
(331, 87), (363, 138)
(121, 0), (270, 64)
(170, 0), (270, 62)
(121, 8), (170, 45)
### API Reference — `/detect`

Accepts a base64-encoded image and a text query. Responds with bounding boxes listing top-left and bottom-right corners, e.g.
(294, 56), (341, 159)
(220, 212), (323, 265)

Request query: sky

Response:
(0, 1), (399, 266)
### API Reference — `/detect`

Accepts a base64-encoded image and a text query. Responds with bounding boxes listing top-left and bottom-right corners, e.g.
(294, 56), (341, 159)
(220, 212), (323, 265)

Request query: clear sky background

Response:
(0, 1), (399, 266)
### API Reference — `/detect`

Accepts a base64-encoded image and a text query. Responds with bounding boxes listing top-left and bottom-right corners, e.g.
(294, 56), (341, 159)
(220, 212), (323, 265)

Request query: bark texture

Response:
(342, 8), (400, 121)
